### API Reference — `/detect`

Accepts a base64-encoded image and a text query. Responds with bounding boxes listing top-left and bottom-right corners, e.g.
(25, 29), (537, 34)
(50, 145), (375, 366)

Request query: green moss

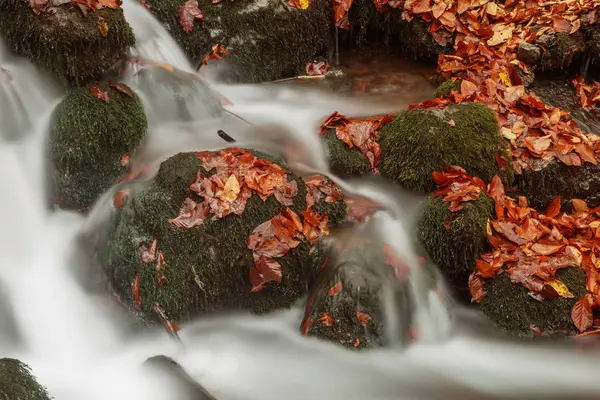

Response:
(99, 151), (346, 323)
(433, 79), (462, 98)
(322, 129), (371, 177)
(145, 0), (331, 82)
(378, 102), (513, 193)
(0, 1), (135, 86)
(517, 159), (600, 211)
(49, 83), (147, 212)
(0, 358), (52, 400)
(417, 194), (493, 301)
(480, 267), (587, 336)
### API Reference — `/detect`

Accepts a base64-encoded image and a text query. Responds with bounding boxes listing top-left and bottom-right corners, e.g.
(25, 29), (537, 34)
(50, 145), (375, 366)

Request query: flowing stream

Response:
(2, 2), (600, 399)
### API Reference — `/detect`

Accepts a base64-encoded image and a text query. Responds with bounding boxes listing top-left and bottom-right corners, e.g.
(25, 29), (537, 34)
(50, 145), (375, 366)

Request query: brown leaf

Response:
(572, 198), (589, 213)
(178, 0), (203, 34)
(329, 281), (342, 296)
(546, 196), (561, 218)
(572, 294), (594, 332)
(356, 311), (372, 327)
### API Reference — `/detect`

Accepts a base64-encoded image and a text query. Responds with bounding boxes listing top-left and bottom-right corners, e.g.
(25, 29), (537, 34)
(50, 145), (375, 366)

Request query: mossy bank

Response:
(98, 150), (346, 324)
(0, 358), (52, 400)
(144, 0), (331, 82)
(0, 1), (135, 86)
(378, 102), (513, 193)
(49, 83), (147, 212)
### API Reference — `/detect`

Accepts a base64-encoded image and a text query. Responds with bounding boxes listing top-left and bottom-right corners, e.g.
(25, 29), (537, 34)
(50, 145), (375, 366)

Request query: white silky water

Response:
(2, 3), (600, 400)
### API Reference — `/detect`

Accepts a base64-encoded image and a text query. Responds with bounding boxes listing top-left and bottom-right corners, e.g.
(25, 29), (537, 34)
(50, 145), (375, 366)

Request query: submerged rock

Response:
(0, 358), (52, 400)
(417, 194), (493, 301)
(49, 83), (147, 212)
(480, 267), (587, 337)
(0, 1), (135, 86)
(378, 102), (513, 193)
(144, 0), (331, 82)
(98, 150), (346, 324)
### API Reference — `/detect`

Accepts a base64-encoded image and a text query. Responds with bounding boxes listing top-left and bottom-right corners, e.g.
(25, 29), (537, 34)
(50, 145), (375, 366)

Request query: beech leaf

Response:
(178, 0), (204, 34)
(572, 294), (593, 332)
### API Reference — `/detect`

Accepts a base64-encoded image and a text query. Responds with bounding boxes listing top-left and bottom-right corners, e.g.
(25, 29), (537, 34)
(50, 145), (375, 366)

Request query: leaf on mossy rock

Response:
(178, 0), (204, 34)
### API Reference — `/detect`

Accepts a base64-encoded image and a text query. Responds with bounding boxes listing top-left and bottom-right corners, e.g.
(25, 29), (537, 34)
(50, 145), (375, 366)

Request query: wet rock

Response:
(145, 0), (331, 83)
(0, 358), (52, 400)
(143, 356), (216, 400)
(49, 83), (147, 212)
(98, 150), (346, 324)
(322, 129), (371, 178)
(0, 1), (135, 86)
(535, 32), (586, 72)
(517, 42), (541, 66)
(417, 194), (493, 302)
(479, 267), (587, 337)
(584, 22), (600, 67)
(378, 102), (513, 193)
(303, 242), (387, 349)
(517, 160), (600, 211)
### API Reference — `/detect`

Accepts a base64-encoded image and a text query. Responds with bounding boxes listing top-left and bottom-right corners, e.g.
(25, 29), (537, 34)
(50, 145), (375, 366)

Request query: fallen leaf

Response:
(572, 294), (594, 332)
(545, 278), (574, 299)
(219, 174), (240, 202)
(132, 276), (141, 308)
(98, 14), (108, 37)
(329, 281), (342, 296)
(356, 311), (372, 327)
(178, 0), (203, 34)
(317, 312), (334, 326)
(546, 196), (561, 218)
(469, 273), (486, 302)
(487, 25), (513, 46)
(114, 188), (132, 208)
(90, 86), (110, 103)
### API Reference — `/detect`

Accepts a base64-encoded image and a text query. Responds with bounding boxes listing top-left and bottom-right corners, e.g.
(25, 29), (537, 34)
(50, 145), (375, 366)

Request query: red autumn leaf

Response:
(317, 312), (334, 326)
(28, 0), (48, 14)
(545, 196), (561, 218)
(469, 273), (486, 303)
(114, 188), (132, 208)
(300, 317), (312, 336)
(90, 85), (110, 103)
(572, 294), (594, 332)
(201, 43), (228, 66)
(353, 338), (360, 347)
(448, 119), (456, 126)
(140, 239), (158, 263)
(120, 154), (130, 167)
(132, 276), (141, 308)
(329, 281), (342, 296)
(168, 198), (209, 229)
(356, 312), (372, 327)
(178, 0), (204, 34)
(475, 259), (499, 278)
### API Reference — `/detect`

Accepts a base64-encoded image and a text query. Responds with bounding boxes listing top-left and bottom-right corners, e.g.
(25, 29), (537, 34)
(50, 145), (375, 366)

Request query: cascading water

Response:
(3, 3), (600, 400)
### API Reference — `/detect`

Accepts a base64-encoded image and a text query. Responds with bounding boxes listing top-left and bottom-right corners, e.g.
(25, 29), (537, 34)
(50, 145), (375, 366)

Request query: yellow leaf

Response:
(486, 218), (492, 236)
(299, 0), (309, 9)
(501, 127), (516, 140)
(487, 25), (513, 46)
(546, 279), (574, 299)
(499, 72), (511, 87)
(219, 174), (240, 202)
(98, 15), (109, 37)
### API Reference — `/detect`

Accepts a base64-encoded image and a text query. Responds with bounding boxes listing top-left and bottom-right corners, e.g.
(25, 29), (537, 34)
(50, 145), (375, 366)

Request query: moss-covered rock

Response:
(144, 0), (331, 83)
(0, 358), (52, 400)
(303, 241), (387, 349)
(479, 267), (587, 336)
(98, 150), (346, 324)
(49, 83), (147, 212)
(322, 129), (371, 178)
(378, 102), (513, 193)
(417, 194), (493, 302)
(0, 1), (135, 86)
(432, 78), (462, 98)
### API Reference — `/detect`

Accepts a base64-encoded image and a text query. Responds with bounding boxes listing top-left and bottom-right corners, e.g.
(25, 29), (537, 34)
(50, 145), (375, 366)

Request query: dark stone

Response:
(517, 42), (541, 66)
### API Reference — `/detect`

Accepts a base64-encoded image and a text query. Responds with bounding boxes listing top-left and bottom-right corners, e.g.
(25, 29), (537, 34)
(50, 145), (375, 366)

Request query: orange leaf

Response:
(356, 311), (372, 327)
(572, 294), (593, 332)
(329, 281), (342, 296)
(317, 312), (334, 326)
(114, 188), (132, 208)
(545, 197), (561, 218)
(572, 198), (589, 213)
(132, 276), (141, 308)
(469, 273), (486, 303)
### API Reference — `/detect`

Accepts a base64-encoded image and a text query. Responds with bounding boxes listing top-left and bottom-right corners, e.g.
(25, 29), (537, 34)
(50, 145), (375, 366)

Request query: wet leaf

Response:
(546, 196), (561, 218)
(329, 281), (342, 297)
(114, 188), (131, 208)
(132, 276), (141, 308)
(572, 294), (594, 332)
(356, 311), (372, 327)
(545, 278), (574, 299)
(469, 273), (486, 303)
(200, 43), (228, 66)
(178, 0), (203, 34)
(120, 154), (130, 167)
(317, 312), (334, 326)
(140, 239), (158, 263)
(90, 86), (110, 103)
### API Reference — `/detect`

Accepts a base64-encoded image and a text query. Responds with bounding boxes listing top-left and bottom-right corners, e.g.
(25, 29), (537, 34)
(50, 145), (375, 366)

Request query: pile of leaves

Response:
(28, 0), (120, 15)
(320, 112), (394, 173)
(431, 166), (600, 333)
(572, 75), (600, 109)
(395, 0), (600, 174)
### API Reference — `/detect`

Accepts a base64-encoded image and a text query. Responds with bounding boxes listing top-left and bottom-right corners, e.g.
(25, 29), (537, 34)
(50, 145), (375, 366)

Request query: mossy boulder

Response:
(378, 102), (513, 193)
(0, 358), (52, 400)
(432, 79), (462, 98)
(417, 194), (493, 302)
(144, 0), (331, 83)
(98, 150), (346, 324)
(480, 267), (587, 336)
(0, 1), (135, 86)
(49, 83), (147, 212)
(322, 129), (371, 178)
(303, 241), (387, 349)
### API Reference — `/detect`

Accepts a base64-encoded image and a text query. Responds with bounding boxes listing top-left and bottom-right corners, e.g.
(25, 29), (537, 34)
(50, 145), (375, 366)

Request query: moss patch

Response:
(0, 1), (135, 86)
(49, 83), (147, 212)
(480, 267), (587, 336)
(417, 194), (493, 302)
(145, 0), (331, 83)
(0, 358), (52, 400)
(98, 151), (346, 323)
(432, 78), (462, 98)
(322, 129), (371, 177)
(378, 102), (513, 193)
